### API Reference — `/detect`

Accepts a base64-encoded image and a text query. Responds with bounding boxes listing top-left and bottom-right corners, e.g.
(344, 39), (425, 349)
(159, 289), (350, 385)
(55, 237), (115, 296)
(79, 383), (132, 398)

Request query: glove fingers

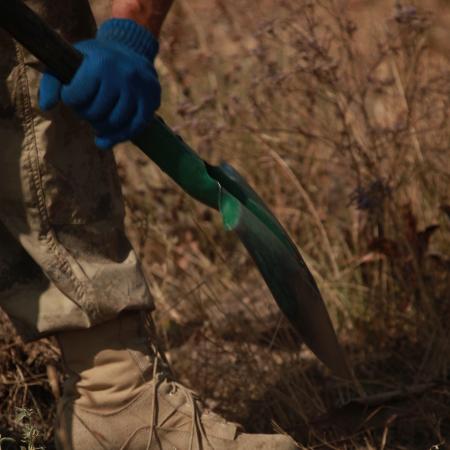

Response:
(128, 98), (154, 138)
(94, 90), (157, 148)
(81, 81), (120, 123)
(126, 81), (160, 137)
(39, 72), (63, 111)
(94, 135), (118, 150)
(95, 129), (132, 150)
(61, 46), (101, 109)
(94, 101), (150, 150)
(93, 92), (137, 136)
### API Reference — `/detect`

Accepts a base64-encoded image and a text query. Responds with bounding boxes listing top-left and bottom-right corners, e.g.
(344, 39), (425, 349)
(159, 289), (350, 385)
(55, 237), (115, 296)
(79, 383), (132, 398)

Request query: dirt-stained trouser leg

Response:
(0, 0), (154, 341)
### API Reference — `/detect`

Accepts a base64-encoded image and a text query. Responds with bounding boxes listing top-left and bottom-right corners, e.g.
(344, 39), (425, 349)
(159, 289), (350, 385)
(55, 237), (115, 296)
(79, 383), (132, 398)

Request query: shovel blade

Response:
(215, 164), (350, 379)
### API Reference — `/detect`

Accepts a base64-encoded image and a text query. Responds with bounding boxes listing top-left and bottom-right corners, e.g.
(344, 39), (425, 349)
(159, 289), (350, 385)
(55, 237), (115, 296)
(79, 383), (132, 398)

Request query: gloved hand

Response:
(39, 19), (161, 150)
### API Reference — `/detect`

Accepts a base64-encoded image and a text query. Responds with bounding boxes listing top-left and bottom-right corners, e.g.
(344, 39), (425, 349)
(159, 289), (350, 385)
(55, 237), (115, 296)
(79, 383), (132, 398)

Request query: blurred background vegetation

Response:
(1, 0), (449, 448)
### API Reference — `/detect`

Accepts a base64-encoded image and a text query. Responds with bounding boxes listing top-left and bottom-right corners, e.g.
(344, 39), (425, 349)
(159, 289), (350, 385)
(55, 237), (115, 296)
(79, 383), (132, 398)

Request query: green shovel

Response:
(0, 0), (351, 379)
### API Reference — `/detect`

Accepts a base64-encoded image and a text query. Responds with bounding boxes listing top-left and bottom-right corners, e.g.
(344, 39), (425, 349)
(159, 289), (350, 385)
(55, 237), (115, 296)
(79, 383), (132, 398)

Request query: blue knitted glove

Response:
(39, 19), (161, 150)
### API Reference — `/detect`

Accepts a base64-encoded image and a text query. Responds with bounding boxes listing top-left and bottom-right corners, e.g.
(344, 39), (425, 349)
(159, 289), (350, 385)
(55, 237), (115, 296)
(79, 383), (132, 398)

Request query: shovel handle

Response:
(0, 0), (82, 83)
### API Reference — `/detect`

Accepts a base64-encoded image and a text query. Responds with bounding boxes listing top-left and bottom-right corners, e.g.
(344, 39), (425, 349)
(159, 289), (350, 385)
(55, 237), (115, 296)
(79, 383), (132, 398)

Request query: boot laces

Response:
(145, 341), (211, 450)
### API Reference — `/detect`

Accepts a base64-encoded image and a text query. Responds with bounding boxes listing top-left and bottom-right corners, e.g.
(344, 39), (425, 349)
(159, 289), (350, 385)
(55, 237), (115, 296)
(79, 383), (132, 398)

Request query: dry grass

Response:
(1, 0), (450, 449)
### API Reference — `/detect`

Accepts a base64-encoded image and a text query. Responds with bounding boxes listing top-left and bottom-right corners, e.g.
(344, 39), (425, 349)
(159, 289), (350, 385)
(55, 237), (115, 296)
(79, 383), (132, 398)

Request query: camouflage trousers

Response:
(0, 0), (154, 341)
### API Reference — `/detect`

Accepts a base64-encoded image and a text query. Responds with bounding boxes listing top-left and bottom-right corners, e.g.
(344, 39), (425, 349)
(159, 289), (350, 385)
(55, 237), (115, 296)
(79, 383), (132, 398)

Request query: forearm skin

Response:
(111, 0), (174, 37)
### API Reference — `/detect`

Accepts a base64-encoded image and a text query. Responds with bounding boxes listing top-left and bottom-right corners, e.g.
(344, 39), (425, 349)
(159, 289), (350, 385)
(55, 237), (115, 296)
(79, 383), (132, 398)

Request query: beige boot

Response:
(54, 311), (297, 450)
